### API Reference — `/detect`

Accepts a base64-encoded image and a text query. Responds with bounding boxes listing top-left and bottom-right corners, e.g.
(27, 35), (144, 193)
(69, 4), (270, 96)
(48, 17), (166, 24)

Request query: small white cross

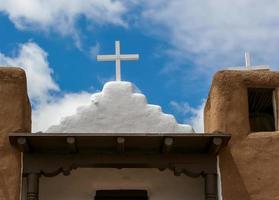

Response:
(227, 52), (270, 71)
(97, 41), (139, 81)
(245, 51), (251, 69)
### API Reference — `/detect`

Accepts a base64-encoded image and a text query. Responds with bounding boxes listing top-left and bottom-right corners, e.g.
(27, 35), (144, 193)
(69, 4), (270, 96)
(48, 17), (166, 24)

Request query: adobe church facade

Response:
(0, 67), (279, 200)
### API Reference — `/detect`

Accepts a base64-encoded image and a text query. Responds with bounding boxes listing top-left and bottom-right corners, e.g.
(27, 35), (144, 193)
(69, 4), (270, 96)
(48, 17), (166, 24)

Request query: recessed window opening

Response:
(95, 190), (148, 200)
(248, 88), (276, 132)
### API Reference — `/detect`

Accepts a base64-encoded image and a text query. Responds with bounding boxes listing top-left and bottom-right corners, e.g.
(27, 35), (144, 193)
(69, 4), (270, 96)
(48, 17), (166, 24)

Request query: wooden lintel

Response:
(23, 153), (217, 178)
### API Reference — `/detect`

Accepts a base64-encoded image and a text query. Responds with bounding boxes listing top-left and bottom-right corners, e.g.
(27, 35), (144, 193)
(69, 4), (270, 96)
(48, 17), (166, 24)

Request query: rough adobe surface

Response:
(205, 70), (279, 200)
(0, 67), (31, 200)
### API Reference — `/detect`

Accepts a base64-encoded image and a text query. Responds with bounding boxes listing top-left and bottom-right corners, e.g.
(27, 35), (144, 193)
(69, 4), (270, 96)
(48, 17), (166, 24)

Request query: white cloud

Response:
(0, 41), (92, 132)
(32, 92), (92, 132)
(0, 42), (59, 104)
(0, 0), (127, 35)
(140, 0), (279, 71)
(96, 75), (115, 85)
(170, 101), (196, 116)
(89, 42), (100, 58)
(2, 0), (279, 71)
(170, 100), (205, 132)
(188, 101), (205, 133)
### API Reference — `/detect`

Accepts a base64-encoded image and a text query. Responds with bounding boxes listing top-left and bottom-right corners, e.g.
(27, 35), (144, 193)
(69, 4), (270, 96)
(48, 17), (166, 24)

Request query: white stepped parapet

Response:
(47, 81), (194, 133)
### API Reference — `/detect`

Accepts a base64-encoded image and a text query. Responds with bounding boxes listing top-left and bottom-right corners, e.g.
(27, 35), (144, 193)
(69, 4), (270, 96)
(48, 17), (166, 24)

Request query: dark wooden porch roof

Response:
(10, 133), (231, 200)
(9, 132), (230, 154)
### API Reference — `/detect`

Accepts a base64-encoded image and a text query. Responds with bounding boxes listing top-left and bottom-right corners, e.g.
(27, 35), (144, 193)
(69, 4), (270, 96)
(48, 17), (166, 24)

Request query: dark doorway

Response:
(248, 88), (276, 132)
(95, 190), (148, 200)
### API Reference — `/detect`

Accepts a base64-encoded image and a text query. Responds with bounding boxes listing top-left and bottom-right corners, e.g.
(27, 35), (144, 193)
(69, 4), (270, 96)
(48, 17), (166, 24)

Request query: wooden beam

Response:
(66, 137), (76, 153)
(23, 153), (217, 178)
(116, 137), (125, 153)
(162, 137), (173, 153)
(208, 137), (223, 155)
(17, 137), (29, 152)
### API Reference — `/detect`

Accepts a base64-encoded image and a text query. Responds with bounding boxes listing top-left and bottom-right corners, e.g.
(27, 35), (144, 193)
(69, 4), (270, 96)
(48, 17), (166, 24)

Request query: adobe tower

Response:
(205, 70), (279, 200)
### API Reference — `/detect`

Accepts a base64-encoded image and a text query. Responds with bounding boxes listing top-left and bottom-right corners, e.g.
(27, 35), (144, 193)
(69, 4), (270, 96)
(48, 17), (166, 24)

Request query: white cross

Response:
(97, 41), (139, 81)
(245, 51), (251, 68)
(227, 52), (270, 71)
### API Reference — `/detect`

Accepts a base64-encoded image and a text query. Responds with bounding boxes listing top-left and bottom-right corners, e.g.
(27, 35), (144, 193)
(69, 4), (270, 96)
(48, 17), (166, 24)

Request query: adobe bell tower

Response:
(205, 70), (279, 200)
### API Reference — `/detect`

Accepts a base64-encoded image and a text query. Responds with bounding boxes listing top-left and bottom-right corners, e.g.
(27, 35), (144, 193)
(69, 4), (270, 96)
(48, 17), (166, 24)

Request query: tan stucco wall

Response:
(22, 168), (204, 200)
(205, 70), (279, 200)
(0, 67), (31, 200)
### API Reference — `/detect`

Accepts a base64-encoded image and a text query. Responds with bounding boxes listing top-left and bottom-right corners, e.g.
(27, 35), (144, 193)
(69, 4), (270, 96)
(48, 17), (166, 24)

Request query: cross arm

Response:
(119, 54), (139, 60)
(227, 65), (270, 71)
(97, 55), (117, 61)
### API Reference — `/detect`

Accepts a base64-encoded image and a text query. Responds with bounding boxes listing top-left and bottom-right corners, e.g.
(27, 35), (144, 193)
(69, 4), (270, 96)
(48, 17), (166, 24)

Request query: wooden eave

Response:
(9, 132), (230, 154)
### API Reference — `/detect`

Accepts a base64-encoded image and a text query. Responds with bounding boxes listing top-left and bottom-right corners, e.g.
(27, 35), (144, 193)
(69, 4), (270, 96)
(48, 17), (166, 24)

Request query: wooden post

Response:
(204, 173), (217, 200)
(27, 173), (40, 200)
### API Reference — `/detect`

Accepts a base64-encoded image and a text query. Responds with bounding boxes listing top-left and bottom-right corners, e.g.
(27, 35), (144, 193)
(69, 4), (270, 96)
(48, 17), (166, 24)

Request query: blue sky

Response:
(0, 0), (278, 132)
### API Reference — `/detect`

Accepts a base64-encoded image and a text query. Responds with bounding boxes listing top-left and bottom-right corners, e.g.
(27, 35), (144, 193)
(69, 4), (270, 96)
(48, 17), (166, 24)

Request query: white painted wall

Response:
(22, 168), (204, 200)
(23, 168), (204, 200)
